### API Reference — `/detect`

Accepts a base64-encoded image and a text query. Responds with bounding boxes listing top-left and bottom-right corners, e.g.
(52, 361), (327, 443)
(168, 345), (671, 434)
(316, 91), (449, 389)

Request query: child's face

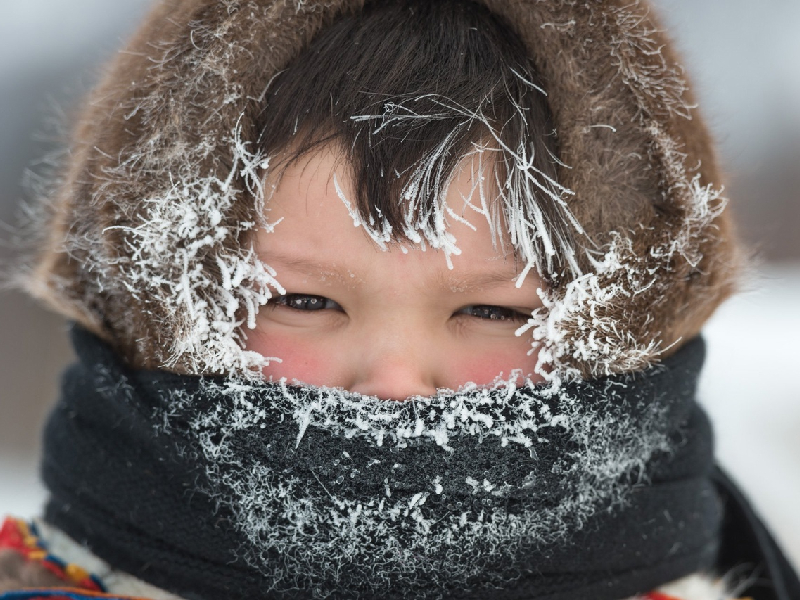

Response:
(247, 145), (544, 399)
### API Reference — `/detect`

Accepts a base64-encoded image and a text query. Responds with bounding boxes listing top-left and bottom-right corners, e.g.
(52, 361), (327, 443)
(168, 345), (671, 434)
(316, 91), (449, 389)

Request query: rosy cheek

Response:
(448, 347), (543, 387)
(247, 330), (333, 387)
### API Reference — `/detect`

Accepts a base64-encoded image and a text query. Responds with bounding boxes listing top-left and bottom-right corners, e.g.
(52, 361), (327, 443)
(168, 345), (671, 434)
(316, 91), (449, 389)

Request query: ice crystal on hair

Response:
(349, 84), (583, 277)
(332, 173), (393, 251)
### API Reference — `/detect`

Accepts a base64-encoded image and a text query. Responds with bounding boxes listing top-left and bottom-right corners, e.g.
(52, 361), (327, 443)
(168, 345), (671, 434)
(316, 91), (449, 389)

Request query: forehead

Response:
(259, 146), (531, 289)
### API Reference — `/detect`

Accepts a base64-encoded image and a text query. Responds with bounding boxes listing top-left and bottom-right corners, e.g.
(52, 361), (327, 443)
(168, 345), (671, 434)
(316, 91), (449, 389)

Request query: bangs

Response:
(255, 0), (582, 281)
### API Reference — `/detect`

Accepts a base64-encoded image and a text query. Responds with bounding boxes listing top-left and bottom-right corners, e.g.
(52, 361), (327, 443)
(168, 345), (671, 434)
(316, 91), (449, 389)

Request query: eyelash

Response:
(270, 294), (342, 312)
(270, 294), (529, 322)
(456, 305), (530, 322)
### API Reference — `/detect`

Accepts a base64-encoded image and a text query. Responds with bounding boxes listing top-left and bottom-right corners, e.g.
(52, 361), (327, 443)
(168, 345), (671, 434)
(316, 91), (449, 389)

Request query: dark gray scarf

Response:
(42, 326), (729, 600)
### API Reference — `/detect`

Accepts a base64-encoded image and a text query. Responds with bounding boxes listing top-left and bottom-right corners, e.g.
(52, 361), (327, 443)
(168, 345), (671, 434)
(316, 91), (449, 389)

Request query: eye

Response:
(270, 294), (342, 312)
(456, 305), (530, 322)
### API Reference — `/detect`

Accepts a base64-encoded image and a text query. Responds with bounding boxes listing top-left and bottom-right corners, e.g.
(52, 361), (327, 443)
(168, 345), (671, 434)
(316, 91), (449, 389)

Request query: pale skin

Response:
(246, 145), (544, 400)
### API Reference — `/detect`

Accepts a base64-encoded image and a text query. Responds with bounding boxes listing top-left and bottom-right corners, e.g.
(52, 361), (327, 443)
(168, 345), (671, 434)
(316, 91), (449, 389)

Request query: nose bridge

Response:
(350, 312), (438, 401)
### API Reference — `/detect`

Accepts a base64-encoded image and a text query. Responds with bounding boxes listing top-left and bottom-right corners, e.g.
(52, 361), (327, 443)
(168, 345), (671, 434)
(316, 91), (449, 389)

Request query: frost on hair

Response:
(342, 91), (583, 274)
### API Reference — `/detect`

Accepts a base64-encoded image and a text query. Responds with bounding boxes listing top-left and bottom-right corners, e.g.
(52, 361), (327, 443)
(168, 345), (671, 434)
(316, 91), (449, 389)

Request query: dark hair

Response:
(256, 0), (574, 276)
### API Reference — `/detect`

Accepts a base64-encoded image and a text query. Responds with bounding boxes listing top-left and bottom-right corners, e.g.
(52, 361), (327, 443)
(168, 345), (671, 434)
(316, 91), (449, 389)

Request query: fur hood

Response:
(23, 0), (739, 378)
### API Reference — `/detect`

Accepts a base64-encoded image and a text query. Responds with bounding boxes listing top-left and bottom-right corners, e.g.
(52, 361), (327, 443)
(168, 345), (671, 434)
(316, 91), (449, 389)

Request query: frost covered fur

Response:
(23, 0), (738, 377)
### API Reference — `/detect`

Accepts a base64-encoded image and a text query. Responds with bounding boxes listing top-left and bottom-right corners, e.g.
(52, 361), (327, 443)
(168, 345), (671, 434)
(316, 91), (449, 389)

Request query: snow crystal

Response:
(156, 373), (673, 598)
(512, 2), (732, 382)
(348, 84), (584, 280)
(103, 125), (285, 376)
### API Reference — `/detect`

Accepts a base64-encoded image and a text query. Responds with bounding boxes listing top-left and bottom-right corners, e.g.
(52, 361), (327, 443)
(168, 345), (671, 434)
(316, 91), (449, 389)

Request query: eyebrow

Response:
(441, 269), (530, 292)
(265, 251), (533, 292)
(266, 252), (356, 284)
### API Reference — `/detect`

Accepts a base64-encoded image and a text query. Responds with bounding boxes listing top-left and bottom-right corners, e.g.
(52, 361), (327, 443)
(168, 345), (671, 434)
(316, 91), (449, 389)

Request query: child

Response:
(2, 0), (798, 599)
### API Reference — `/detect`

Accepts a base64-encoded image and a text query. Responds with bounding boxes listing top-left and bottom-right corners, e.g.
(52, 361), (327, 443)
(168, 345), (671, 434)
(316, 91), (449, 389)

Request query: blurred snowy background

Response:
(1, 0), (799, 571)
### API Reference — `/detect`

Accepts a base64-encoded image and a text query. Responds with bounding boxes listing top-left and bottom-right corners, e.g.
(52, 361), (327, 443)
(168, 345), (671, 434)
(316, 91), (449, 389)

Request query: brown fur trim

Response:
(22, 0), (739, 375)
(0, 549), (67, 591)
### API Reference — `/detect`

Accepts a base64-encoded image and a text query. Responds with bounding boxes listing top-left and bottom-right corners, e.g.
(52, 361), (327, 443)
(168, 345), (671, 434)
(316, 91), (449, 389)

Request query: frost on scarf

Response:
(157, 375), (672, 598)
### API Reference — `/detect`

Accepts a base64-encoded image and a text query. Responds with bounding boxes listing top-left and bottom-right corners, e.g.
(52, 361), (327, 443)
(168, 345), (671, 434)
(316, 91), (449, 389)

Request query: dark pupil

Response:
(288, 295), (327, 310)
(473, 305), (513, 320)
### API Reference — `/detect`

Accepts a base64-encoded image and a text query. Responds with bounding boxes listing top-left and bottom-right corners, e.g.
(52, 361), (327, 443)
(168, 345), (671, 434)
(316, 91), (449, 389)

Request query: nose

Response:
(349, 323), (438, 401)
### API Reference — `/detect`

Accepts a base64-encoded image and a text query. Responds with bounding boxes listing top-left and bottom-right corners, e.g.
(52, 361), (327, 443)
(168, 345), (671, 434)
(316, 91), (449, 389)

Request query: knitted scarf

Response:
(41, 327), (726, 600)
